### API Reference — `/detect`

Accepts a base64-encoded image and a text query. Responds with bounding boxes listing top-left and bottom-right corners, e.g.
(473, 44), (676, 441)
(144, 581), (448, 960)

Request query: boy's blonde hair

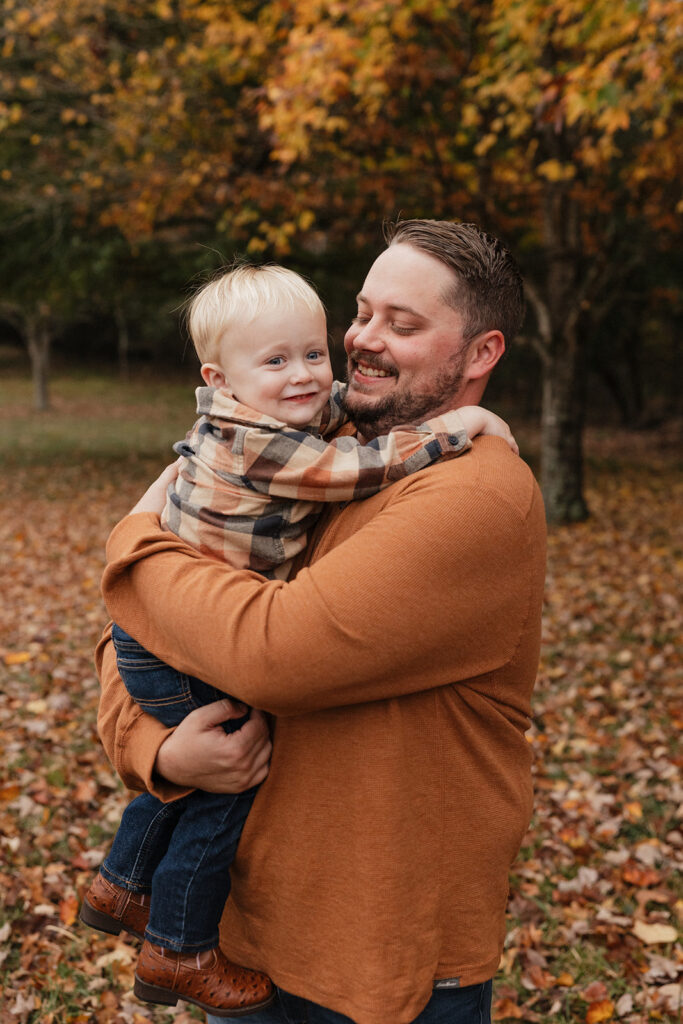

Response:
(187, 263), (325, 364)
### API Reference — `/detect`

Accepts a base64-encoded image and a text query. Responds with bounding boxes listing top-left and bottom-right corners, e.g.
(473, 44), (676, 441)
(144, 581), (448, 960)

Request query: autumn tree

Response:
(469, 0), (683, 520)
(0, 0), (121, 408)
(250, 0), (683, 521)
(0, 0), (281, 403)
(3, 0), (681, 514)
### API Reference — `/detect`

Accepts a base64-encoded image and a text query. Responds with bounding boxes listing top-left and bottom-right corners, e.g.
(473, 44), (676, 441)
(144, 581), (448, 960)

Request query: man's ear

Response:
(465, 330), (505, 381)
(201, 363), (229, 388)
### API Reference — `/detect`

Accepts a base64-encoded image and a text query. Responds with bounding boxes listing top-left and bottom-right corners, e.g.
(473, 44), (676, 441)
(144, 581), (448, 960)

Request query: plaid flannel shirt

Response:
(162, 381), (471, 579)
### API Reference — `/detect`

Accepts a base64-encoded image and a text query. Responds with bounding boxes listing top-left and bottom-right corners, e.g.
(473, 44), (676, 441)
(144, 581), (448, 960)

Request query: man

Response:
(96, 220), (547, 1024)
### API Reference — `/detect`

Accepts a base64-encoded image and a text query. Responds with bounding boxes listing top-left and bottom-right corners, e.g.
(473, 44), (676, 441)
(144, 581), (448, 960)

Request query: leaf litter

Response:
(0, 431), (681, 1024)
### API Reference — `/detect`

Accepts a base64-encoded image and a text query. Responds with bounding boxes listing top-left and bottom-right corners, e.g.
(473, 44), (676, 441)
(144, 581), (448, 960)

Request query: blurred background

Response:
(1, 2), (681, 1022)
(1, 0), (681, 520)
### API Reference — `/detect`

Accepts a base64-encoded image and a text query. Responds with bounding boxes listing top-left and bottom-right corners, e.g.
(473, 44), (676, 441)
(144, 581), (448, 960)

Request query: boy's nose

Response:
(289, 362), (313, 383)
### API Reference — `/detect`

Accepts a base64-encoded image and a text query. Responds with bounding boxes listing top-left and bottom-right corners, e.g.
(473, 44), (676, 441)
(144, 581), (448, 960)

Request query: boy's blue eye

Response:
(266, 357), (284, 366)
(307, 351), (325, 361)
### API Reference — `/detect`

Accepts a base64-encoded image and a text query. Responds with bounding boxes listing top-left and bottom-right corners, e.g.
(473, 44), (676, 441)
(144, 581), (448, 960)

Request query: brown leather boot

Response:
(134, 940), (275, 1017)
(79, 872), (150, 941)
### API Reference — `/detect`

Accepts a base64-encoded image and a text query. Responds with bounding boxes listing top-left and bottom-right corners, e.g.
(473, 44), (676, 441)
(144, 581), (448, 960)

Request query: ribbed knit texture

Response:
(97, 436), (546, 1024)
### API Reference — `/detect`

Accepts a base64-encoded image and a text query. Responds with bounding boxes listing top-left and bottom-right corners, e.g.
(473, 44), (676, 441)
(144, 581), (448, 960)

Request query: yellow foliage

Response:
(536, 160), (576, 182)
(599, 107), (630, 134)
(474, 133), (497, 157)
(298, 209), (315, 231)
(1, 0), (679, 250)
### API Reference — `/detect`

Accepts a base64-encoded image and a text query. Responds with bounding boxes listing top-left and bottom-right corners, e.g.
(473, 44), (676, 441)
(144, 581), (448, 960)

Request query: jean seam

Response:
(128, 800), (180, 887)
(175, 793), (242, 946)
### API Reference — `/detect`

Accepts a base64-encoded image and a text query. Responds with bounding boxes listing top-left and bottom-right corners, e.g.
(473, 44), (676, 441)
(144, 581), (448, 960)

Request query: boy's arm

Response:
(244, 408), (472, 503)
(245, 404), (517, 504)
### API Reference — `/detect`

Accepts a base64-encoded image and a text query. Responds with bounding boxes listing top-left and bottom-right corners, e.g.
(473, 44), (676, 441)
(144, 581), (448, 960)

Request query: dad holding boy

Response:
(96, 220), (547, 1024)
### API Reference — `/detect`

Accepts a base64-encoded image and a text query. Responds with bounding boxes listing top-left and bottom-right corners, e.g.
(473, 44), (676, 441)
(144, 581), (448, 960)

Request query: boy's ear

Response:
(200, 363), (229, 388)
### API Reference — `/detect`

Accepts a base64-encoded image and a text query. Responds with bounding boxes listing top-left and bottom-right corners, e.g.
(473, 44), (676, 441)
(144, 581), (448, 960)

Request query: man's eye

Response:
(351, 314), (370, 325)
(392, 324), (415, 335)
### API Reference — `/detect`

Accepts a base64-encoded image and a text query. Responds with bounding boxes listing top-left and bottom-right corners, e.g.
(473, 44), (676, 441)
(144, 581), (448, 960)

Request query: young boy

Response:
(81, 264), (517, 1018)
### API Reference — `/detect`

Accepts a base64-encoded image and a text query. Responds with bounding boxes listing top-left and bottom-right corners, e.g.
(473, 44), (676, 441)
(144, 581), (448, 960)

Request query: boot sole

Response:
(134, 974), (276, 1017)
(79, 898), (145, 941)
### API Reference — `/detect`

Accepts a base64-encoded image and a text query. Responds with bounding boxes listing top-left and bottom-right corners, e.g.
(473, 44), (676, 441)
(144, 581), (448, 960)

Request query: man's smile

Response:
(356, 362), (392, 378)
(349, 354), (398, 384)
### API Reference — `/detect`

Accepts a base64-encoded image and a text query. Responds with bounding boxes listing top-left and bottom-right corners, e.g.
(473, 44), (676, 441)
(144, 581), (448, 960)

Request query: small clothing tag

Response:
(433, 977), (461, 989)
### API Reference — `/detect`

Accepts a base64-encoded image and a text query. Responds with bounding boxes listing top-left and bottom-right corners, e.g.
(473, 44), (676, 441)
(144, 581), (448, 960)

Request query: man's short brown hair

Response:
(384, 219), (525, 345)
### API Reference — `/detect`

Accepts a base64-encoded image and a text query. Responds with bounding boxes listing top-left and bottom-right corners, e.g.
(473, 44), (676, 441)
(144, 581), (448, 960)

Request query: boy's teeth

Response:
(359, 364), (390, 377)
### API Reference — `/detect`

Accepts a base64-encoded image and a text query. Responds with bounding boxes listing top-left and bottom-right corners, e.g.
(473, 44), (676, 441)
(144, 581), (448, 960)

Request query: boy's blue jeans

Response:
(100, 624), (257, 953)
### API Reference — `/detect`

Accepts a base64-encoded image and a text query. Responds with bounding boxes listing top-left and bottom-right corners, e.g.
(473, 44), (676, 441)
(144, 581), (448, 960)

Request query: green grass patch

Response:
(0, 369), (198, 469)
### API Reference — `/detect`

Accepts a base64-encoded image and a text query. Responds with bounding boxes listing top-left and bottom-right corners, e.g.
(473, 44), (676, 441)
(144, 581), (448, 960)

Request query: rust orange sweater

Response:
(97, 436), (546, 1024)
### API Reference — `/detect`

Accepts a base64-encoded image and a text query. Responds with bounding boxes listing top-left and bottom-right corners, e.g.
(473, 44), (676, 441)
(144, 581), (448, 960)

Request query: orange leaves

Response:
(3, 0), (681, 262)
(585, 999), (614, 1023)
(4, 650), (33, 665)
(621, 860), (662, 888)
(59, 893), (79, 927)
(503, 434), (683, 1022)
(492, 996), (525, 1019)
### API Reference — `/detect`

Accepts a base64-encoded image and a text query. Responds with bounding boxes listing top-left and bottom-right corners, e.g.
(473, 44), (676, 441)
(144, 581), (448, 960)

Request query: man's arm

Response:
(102, 449), (545, 718)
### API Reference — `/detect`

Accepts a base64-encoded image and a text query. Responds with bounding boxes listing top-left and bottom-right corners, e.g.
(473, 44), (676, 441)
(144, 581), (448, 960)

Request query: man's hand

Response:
(129, 459), (181, 517)
(155, 700), (272, 793)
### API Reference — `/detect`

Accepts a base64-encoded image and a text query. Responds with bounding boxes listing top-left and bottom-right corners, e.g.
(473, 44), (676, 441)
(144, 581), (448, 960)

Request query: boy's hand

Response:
(457, 405), (519, 456)
(154, 701), (272, 793)
(129, 459), (181, 517)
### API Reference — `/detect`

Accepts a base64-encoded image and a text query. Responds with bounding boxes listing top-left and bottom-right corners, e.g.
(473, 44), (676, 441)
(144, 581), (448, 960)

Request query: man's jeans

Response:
(207, 980), (492, 1024)
(101, 625), (256, 953)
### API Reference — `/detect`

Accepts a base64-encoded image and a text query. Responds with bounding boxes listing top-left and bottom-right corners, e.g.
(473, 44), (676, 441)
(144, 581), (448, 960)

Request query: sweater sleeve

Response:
(101, 449), (545, 720)
(95, 622), (193, 801)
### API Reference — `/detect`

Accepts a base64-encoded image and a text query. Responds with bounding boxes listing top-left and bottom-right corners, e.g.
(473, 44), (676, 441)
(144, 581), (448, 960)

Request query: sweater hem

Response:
(220, 937), (500, 1024)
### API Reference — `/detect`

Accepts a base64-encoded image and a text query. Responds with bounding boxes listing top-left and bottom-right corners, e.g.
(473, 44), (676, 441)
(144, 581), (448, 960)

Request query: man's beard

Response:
(342, 352), (466, 440)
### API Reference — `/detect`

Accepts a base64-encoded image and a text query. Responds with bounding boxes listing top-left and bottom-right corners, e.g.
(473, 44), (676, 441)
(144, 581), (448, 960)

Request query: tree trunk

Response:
(26, 314), (51, 412)
(540, 330), (589, 523)
(114, 298), (130, 380)
(528, 185), (590, 523)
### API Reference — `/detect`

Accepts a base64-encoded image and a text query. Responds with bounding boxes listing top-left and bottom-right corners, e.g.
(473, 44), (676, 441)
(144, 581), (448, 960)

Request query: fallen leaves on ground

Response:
(1, 428), (681, 1023)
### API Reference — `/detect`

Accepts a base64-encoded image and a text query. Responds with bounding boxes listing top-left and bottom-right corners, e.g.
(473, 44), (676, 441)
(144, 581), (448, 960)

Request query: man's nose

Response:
(351, 317), (385, 352)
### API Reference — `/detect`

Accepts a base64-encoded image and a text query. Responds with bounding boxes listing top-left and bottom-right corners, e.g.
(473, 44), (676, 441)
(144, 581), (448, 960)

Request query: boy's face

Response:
(201, 304), (333, 427)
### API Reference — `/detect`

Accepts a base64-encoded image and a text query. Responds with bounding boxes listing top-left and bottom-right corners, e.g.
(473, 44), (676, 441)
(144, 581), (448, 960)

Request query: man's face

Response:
(342, 244), (471, 439)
